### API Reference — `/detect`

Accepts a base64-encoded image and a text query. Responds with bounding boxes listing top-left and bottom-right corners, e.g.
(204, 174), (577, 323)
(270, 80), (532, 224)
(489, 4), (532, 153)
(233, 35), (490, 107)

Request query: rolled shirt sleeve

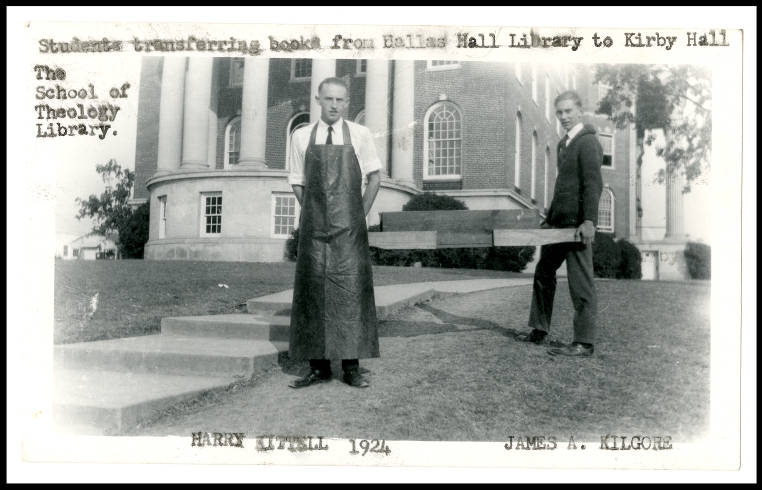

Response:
(287, 127), (308, 186)
(355, 125), (382, 179)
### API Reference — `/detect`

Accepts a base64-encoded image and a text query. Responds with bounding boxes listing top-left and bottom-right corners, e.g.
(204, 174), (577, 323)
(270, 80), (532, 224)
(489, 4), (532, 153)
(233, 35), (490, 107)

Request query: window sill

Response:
(427, 64), (461, 72)
(422, 176), (462, 181)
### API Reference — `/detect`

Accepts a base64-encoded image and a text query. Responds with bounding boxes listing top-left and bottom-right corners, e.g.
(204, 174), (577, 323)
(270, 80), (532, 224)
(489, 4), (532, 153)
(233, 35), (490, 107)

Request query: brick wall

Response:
(412, 61), (565, 213)
(133, 57), (163, 200)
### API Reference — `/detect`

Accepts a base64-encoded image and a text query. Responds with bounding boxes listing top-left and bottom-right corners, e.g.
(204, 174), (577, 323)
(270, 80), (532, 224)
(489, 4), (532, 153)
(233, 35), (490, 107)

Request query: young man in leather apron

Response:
(287, 77), (382, 388)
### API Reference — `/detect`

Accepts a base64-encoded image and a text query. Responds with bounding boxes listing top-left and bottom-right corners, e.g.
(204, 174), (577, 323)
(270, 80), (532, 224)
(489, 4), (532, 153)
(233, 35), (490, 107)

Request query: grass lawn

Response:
(54, 260), (528, 344)
(132, 279), (711, 443)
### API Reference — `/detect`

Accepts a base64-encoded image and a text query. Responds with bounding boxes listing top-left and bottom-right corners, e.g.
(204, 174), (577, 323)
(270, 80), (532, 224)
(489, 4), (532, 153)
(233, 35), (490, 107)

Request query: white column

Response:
(206, 61), (218, 167)
(365, 59), (390, 176)
(391, 60), (415, 184)
(181, 57), (214, 168)
(309, 59), (337, 123)
(238, 58), (270, 168)
(156, 57), (186, 173)
(665, 168), (685, 240)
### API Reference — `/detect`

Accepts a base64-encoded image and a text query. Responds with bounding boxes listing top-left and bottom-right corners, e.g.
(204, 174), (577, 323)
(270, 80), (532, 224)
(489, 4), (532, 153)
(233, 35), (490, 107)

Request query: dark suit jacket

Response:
(546, 124), (604, 228)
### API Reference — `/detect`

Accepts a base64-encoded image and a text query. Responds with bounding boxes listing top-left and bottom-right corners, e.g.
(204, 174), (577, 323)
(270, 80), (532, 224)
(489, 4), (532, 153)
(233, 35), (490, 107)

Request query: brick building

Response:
(132, 58), (636, 262)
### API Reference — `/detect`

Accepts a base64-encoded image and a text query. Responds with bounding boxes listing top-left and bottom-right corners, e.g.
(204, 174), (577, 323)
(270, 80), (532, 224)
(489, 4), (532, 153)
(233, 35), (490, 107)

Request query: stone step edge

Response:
(53, 372), (244, 435)
(246, 288), (442, 317)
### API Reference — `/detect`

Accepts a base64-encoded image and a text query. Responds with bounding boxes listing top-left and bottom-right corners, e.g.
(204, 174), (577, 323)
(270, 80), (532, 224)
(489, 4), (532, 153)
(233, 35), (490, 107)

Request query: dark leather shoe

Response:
(342, 369), (369, 388)
(547, 342), (594, 357)
(288, 369), (332, 388)
(516, 329), (548, 344)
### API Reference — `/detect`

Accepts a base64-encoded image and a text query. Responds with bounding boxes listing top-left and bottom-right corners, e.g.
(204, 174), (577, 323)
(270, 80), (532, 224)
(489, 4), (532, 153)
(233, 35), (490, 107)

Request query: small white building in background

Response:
(56, 232), (118, 260)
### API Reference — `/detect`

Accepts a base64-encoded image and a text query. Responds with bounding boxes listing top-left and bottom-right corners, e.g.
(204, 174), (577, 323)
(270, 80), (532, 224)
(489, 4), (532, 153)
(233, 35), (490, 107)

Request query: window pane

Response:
(426, 102), (462, 177)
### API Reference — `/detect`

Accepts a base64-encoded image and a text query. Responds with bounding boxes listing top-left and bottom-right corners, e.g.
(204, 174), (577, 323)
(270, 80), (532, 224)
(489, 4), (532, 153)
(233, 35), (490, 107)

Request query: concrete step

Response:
(246, 279), (535, 318)
(53, 369), (237, 435)
(54, 335), (289, 378)
(247, 284), (438, 318)
(162, 313), (290, 341)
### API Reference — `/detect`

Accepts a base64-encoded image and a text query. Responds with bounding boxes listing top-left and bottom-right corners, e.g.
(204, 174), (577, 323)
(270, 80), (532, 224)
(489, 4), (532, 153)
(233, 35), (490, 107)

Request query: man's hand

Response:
(576, 220), (596, 246)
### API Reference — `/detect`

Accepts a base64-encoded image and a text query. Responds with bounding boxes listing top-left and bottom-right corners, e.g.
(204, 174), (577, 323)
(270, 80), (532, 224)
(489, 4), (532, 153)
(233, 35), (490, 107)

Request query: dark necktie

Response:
(558, 134), (569, 165)
(326, 126), (333, 145)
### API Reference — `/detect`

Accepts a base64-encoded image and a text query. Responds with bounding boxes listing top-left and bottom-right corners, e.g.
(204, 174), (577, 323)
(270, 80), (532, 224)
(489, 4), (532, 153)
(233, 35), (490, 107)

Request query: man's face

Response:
(316, 83), (348, 124)
(555, 99), (583, 132)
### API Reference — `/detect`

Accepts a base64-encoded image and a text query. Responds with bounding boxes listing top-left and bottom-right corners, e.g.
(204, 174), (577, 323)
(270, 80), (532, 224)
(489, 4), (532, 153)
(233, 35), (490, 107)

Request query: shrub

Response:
(684, 242), (711, 279)
(616, 239), (643, 279)
(592, 233), (620, 278)
(593, 233), (642, 279)
(285, 227), (299, 261)
(119, 202), (150, 259)
(401, 192), (467, 211)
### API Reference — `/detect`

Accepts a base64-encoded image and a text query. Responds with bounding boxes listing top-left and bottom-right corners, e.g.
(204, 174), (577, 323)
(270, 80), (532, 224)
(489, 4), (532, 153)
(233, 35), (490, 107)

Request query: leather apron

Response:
(289, 121), (379, 361)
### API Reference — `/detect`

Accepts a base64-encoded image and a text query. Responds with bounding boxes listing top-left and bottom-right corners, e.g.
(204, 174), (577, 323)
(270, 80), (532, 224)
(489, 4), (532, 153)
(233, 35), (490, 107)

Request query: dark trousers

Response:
(528, 242), (597, 344)
(310, 359), (359, 373)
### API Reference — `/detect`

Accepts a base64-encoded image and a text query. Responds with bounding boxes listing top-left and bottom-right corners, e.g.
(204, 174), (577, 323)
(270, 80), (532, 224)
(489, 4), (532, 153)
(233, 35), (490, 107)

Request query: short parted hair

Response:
(554, 90), (583, 109)
(317, 77), (349, 95)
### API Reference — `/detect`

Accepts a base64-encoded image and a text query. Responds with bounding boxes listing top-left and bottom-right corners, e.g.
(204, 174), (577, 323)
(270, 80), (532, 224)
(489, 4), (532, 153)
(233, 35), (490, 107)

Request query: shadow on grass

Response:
(275, 301), (568, 380)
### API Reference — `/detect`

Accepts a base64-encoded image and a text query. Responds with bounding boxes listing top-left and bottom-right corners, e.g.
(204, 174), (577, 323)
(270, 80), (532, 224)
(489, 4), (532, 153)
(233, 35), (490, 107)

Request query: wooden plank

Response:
(381, 209), (542, 232)
(368, 231), (438, 250)
(437, 231), (493, 248)
(493, 228), (579, 246)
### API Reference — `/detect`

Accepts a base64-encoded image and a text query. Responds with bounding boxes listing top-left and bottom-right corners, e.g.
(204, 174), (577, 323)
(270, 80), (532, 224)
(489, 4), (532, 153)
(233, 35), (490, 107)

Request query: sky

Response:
(46, 57), (142, 236)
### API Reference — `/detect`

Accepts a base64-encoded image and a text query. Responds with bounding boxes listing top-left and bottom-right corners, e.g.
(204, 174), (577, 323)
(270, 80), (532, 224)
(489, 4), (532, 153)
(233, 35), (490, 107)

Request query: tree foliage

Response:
(76, 159), (149, 257)
(594, 64), (711, 191)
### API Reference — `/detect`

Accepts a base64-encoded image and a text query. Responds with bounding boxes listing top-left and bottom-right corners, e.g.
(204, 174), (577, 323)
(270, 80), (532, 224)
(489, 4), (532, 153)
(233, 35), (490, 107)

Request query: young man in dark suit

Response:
(516, 90), (604, 357)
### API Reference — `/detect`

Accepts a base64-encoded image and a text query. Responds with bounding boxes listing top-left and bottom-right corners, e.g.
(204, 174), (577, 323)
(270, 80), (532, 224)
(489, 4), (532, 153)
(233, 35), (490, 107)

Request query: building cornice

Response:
(146, 168), (290, 189)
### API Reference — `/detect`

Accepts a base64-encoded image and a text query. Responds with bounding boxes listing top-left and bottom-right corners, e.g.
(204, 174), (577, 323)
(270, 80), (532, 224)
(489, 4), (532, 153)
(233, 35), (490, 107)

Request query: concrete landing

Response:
(246, 278), (533, 316)
(53, 369), (238, 435)
(55, 335), (288, 378)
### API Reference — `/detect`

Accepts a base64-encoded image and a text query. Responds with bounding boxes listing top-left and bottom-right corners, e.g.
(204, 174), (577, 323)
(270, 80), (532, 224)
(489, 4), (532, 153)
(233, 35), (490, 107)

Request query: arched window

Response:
(514, 112), (522, 189)
(531, 131), (538, 201)
(598, 188), (615, 232)
(423, 101), (462, 179)
(354, 109), (366, 126)
(224, 117), (241, 167)
(285, 112), (310, 170)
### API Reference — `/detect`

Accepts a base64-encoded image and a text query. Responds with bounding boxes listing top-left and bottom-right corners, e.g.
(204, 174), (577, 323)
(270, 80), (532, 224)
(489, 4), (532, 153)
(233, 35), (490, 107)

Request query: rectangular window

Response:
(229, 58), (245, 88)
(531, 65), (538, 104)
(427, 60), (461, 71)
(201, 193), (223, 236)
(356, 59), (367, 75)
(272, 194), (299, 238)
(63, 245), (69, 257)
(599, 133), (614, 167)
(158, 195), (167, 239)
(291, 59), (312, 81)
(73, 248), (79, 258)
(515, 63), (522, 84)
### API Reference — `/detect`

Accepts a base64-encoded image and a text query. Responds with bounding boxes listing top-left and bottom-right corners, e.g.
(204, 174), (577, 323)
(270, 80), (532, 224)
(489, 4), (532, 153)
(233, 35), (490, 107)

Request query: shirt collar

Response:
(317, 118), (344, 132)
(566, 122), (584, 141)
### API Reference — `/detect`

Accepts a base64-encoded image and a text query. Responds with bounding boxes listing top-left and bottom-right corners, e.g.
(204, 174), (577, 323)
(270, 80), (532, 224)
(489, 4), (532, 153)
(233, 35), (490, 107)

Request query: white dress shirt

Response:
(288, 118), (383, 186)
(564, 122), (584, 146)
